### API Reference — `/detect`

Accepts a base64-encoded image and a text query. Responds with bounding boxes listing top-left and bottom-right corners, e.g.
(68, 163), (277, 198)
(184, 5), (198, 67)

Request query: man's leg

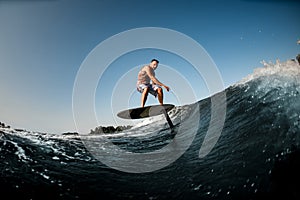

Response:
(141, 87), (149, 107)
(157, 88), (163, 105)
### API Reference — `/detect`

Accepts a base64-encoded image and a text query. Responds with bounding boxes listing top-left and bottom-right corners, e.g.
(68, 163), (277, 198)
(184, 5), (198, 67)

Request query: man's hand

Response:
(164, 85), (170, 92)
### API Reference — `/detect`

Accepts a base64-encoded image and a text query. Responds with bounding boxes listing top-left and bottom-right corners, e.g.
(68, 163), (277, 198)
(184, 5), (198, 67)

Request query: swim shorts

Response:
(137, 83), (161, 97)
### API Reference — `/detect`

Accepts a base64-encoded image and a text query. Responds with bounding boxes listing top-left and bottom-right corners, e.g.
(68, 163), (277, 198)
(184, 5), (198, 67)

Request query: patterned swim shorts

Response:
(137, 83), (161, 97)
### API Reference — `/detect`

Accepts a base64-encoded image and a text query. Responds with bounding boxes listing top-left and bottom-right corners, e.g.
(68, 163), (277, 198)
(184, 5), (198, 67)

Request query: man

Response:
(136, 59), (170, 107)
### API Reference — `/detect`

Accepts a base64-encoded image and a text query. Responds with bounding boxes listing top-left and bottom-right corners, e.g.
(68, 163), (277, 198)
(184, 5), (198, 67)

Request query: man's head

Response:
(150, 59), (159, 70)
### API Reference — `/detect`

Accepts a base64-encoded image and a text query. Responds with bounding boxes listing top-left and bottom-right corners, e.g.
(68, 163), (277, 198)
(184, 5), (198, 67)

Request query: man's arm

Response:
(144, 66), (170, 91)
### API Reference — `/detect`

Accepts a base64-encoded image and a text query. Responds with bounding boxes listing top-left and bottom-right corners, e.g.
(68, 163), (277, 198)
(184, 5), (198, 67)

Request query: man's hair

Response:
(151, 59), (159, 64)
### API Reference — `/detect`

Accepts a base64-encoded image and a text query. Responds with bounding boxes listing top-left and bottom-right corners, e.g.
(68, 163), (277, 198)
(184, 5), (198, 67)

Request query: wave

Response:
(1, 59), (300, 199)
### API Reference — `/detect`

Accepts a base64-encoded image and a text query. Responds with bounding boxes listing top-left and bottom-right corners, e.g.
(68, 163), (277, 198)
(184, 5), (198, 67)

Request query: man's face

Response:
(151, 61), (158, 70)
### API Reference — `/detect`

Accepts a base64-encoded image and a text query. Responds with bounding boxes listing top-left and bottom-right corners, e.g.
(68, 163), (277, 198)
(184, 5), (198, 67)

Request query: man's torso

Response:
(137, 65), (155, 85)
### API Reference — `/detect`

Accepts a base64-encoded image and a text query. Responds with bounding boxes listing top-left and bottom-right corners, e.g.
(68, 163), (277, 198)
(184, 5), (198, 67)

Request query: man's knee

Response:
(157, 87), (163, 94)
(143, 87), (150, 94)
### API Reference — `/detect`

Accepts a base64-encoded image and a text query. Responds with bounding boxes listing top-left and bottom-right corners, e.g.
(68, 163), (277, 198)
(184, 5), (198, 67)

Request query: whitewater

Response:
(1, 59), (300, 199)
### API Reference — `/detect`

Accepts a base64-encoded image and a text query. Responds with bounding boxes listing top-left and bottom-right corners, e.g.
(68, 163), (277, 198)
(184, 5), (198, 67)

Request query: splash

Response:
(237, 59), (300, 86)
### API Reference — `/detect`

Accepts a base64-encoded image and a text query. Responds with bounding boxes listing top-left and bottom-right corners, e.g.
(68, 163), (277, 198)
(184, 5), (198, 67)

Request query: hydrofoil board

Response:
(117, 104), (174, 119)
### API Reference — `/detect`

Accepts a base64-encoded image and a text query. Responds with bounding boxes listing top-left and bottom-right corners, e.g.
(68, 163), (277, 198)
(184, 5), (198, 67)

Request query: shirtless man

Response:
(136, 59), (170, 107)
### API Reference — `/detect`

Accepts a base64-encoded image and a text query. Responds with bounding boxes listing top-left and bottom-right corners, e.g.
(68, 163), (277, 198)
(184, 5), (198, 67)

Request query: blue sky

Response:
(0, 0), (299, 133)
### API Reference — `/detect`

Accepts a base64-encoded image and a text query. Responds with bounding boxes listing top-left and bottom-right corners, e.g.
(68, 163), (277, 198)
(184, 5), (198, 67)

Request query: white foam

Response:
(0, 127), (91, 162)
(236, 59), (300, 86)
(131, 115), (165, 129)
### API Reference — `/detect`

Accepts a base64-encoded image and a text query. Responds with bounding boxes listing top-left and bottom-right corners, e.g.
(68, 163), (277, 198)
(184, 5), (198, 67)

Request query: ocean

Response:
(1, 59), (300, 199)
